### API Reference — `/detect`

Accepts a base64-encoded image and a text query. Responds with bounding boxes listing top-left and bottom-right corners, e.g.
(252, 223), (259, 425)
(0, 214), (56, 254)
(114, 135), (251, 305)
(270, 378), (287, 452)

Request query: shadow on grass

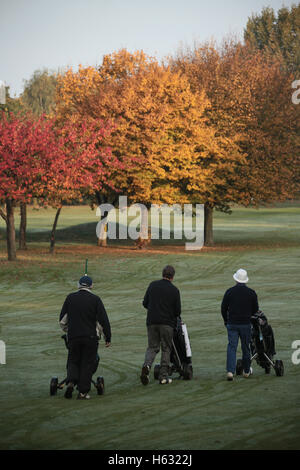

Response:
(0, 222), (188, 247)
(1, 219), (300, 249)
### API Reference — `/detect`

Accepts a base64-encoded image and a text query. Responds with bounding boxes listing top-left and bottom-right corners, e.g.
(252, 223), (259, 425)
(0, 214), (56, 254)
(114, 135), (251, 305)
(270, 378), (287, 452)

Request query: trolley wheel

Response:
(274, 360), (284, 377)
(265, 364), (271, 374)
(183, 363), (193, 380)
(96, 376), (105, 395)
(154, 364), (160, 380)
(50, 377), (58, 396)
(236, 359), (243, 376)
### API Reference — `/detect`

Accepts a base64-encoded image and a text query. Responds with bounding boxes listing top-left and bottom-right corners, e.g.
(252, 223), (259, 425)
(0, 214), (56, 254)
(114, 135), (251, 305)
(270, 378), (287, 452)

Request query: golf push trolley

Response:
(235, 310), (284, 377)
(50, 334), (105, 396)
(154, 317), (193, 381)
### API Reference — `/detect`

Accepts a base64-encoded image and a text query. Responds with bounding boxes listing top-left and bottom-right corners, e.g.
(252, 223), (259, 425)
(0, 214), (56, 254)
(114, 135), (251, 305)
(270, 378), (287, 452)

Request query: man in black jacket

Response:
(59, 275), (111, 399)
(221, 268), (259, 381)
(140, 265), (181, 385)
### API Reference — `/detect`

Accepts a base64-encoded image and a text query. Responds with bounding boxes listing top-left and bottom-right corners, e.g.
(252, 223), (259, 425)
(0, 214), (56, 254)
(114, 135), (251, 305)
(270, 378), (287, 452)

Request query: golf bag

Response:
(154, 317), (193, 380)
(50, 334), (105, 396)
(236, 310), (284, 376)
(251, 310), (276, 361)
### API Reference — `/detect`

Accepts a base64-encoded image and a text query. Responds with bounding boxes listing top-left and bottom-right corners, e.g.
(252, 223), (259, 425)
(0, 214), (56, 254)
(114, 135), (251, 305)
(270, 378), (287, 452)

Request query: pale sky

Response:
(0, 0), (297, 97)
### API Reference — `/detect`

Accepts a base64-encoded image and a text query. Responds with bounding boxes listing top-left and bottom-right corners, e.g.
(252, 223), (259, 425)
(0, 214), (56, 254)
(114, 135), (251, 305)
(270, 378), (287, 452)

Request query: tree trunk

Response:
(97, 221), (107, 247)
(136, 206), (150, 249)
(140, 207), (149, 240)
(6, 199), (17, 261)
(95, 192), (107, 247)
(97, 208), (111, 247)
(19, 202), (27, 250)
(204, 203), (214, 247)
(49, 206), (62, 254)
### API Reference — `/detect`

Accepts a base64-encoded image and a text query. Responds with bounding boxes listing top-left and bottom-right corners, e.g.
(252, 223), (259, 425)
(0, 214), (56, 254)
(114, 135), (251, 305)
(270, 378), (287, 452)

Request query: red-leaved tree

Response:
(44, 117), (118, 253)
(0, 112), (57, 260)
(0, 112), (117, 259)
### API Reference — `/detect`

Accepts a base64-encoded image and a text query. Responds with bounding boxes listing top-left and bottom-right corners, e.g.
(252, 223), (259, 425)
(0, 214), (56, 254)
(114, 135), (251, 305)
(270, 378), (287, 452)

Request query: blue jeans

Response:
(226, 323), (251, 374)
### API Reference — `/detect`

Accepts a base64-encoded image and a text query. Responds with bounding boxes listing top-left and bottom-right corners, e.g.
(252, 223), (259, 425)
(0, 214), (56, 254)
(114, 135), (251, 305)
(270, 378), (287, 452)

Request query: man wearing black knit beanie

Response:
(59, 275), (111, 399)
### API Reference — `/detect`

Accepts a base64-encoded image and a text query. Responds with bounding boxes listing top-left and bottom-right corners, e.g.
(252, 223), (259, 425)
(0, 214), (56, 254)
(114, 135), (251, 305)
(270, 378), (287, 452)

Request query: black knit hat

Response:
(79, 275), (93, 287)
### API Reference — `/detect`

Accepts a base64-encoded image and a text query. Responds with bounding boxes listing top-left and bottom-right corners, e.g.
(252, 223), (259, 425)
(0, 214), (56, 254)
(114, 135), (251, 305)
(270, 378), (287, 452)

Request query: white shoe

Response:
(77, 393), (91, 400)
(243, 367), (253, 378)
(159, 378), (172, 384)
(227, 372), (234, 381)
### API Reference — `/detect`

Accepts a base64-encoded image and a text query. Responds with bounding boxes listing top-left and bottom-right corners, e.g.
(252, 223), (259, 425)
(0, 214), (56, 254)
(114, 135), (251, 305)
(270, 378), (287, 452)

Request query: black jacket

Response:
(143, 279), (181, 329)
(221, 283), (259, 325)
(59, 289), (111, 342)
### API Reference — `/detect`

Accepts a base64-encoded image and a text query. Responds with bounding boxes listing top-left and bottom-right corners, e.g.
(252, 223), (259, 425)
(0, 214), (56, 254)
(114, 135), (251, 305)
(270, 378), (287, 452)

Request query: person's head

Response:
(233, 268), (249, 284)
(162, 265), (175, 281)
(78, 275), (93, 289)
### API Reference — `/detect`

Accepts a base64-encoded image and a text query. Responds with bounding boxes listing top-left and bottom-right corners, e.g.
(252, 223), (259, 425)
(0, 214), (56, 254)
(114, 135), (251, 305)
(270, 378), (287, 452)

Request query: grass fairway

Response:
(0, 205), (300, 450)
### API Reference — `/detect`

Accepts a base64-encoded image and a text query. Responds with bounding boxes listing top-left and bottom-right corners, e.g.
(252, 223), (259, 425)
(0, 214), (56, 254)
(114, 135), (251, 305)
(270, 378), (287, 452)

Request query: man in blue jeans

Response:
(221, 268), (259, 381)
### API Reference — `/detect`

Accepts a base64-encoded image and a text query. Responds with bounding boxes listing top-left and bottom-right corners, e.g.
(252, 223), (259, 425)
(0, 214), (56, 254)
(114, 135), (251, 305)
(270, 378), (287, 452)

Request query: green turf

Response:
(0, 205), (300, 450)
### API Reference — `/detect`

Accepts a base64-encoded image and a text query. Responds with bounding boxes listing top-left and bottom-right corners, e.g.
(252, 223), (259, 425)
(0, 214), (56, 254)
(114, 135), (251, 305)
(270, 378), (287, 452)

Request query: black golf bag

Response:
(251, 310), (276, 363)
(154, 317), (193, 380)
(236, 310), (284, 376)
(50, 334), (105, 396)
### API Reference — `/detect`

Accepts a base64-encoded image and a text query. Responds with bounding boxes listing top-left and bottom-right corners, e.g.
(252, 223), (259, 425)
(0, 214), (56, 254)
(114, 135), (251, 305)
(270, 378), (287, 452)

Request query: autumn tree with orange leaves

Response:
(56, 49), (243, 246)
(171, 40), (300, 244)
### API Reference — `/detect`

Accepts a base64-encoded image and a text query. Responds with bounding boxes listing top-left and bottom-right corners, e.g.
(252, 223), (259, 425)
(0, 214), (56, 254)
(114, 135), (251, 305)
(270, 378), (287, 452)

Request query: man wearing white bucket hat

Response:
(221, 269), (259, 381)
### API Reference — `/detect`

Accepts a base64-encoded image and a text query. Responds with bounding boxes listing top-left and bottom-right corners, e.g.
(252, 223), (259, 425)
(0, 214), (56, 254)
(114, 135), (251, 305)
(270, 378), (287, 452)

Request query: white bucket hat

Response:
(233, 268), (249, 284)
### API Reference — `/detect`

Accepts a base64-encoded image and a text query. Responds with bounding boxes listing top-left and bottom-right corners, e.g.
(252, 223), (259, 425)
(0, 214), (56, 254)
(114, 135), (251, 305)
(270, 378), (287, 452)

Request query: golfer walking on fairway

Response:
(140, 265), (181, 385)
(59, 275), (111, 399)
(221, 268), (259, 381)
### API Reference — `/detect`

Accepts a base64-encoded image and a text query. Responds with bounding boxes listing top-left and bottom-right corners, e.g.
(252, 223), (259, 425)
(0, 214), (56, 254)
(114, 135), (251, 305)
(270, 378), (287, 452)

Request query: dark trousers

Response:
(144, 324), (174, 380)
(67, 337), (98, 394)
(226, 324), (251, 374)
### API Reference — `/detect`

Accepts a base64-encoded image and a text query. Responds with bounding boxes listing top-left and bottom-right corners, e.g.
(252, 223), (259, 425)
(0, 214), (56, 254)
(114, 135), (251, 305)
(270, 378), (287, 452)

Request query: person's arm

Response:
(142, 285), (150, 309)
(252, 291), (259, 314)
(221, 290), (229, 325)
(175, 289), (181, 317)
(96, 298), (111, 346)
(59, 297), (69, 332)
